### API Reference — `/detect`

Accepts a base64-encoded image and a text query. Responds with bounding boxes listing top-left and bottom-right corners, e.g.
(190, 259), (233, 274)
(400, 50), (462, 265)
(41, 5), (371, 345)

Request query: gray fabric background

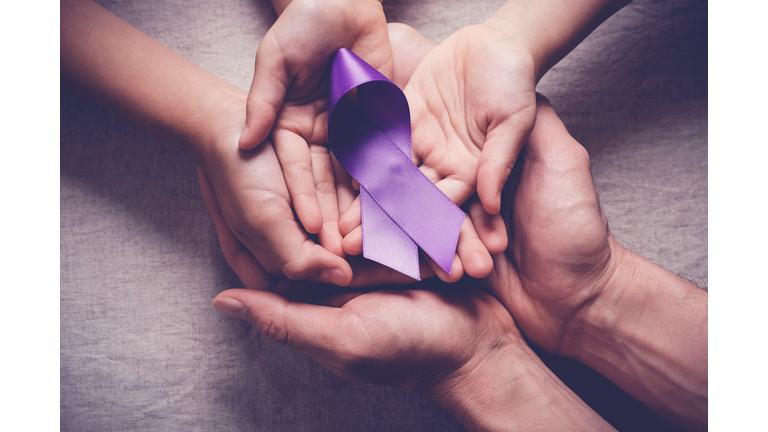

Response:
(60, 0), (707, 430)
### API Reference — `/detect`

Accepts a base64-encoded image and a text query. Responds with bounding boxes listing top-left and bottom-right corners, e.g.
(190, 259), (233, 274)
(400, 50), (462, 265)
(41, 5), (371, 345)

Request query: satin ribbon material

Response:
(327, 48), (465, 280)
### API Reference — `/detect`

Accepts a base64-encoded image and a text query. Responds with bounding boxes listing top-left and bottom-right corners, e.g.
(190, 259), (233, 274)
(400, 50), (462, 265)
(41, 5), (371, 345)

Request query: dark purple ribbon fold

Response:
(327, 48), (464, 280)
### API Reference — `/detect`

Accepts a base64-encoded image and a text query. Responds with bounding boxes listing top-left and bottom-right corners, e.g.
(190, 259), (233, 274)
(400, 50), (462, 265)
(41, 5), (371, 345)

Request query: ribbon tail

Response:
(361, 188), (421, 281)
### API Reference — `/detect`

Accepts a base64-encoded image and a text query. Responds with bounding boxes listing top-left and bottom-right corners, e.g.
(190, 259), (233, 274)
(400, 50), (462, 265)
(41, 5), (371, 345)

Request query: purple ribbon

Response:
(327, 48), (465, 280)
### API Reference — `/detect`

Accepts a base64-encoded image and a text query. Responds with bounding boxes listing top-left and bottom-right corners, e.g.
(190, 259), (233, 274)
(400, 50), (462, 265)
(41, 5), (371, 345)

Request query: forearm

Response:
(60, 0), (244, 163)
(563, 238), (708, 430)
(485, 0), (632, 80)
(429, 341), (615, 431)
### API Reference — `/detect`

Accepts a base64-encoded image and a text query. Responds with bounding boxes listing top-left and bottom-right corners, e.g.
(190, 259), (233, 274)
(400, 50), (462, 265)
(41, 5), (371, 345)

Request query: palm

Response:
(200, 100), (352, 282)
(260, 280), (519, 392)
(404, 24), (537, 213)
(252, 0), (394, 251)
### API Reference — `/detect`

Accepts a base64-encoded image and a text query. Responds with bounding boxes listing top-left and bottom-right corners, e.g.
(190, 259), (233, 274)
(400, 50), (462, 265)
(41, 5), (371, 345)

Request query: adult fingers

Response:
(527, 94), (581, 158)
(211, 288), (372, 376)
(273, 129), (323, 234)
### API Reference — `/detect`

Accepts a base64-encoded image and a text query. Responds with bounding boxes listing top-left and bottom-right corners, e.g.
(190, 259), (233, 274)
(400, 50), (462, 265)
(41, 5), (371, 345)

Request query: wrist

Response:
(563, 240), (708, 430)
(428, 336), (612, 431)
(194, 88), (248, 169)
(486, 0), (630, 82)
(556, 236), (629, 361)
(483, 2), (551, 81)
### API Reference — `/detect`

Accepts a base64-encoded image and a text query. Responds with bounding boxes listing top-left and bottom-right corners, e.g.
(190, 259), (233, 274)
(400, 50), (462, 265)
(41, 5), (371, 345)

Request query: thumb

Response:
(239, 35), (291, 150)
(477, 102), (537, 215)
(212, 289), (370, 375)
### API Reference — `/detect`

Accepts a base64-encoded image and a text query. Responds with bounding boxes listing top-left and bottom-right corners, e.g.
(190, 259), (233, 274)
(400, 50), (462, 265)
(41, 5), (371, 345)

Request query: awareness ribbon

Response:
(327, 48), (465, 280)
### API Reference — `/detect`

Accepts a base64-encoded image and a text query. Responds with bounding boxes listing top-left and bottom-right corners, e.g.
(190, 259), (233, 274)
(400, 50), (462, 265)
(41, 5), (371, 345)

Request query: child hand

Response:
(199, 98), (353, 286)
(238, 0), (393, 253)
(338, 23), (511, 281)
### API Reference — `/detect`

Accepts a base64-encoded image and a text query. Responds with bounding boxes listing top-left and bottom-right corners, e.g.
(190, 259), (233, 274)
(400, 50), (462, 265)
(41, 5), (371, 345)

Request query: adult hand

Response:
(484, 96), (708, 431)
(482, 94), (616, 354)
(207, 174), (614, 431)
(239, 0), (392, 252)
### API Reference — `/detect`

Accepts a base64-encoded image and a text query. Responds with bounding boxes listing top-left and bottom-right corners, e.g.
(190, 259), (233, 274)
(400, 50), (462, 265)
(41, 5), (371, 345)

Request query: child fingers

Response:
(311, 145), (345, 257)
(339, 195), (362, 237)
(273, 129), (323, 234)
(466, 195), (508, 255)
(477, 106), (536, 215)
(240, 38), (289, 150)
(455, 215), (493, 278)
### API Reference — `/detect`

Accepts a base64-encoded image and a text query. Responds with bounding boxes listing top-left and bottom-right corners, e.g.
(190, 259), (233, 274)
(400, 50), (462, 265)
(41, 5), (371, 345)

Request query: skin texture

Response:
(62, 2), (706, 427)
(482, 96), (708, 431)
(205, 74), (620, 432)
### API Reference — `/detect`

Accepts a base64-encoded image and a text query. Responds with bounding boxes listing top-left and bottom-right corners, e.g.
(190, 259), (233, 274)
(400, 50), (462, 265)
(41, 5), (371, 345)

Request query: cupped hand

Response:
(197, 96), (353, 286)
(483, 95), (620, 354)
(238, 0), (392, 252)
(208, 200), (521, 392)
(339, 23), (510, 282)
(408, 23), (537, 216)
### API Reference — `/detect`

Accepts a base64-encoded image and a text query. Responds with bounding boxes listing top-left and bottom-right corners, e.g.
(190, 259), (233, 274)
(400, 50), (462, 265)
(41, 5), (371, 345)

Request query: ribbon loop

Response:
(327, 48), (464, 280)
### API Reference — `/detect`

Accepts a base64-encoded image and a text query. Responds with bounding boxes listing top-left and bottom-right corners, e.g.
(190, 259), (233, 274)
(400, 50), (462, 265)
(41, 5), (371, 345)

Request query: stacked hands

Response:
(205, 0), (541, 286)
(61, 0), (707, 430)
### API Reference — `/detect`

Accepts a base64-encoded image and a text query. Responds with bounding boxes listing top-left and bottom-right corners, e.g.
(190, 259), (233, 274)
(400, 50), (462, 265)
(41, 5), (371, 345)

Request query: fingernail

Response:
(212, 297), (248, 320)
(238, 124), (249, 145)
(319, 268), (347, 286)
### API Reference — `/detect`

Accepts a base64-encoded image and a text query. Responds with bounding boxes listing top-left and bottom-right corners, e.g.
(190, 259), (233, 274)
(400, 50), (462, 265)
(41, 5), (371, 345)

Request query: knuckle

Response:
(262, 319), (289, 346)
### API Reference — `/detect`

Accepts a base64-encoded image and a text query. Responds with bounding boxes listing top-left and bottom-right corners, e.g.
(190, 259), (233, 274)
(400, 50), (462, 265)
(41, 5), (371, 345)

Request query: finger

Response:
(316, 291), (365, 307)
(425, 252), (463, 283)
(197, 167), (277, 290)
(429, 174), (476, 207)
(332, 152), (357, 215)
(528, 94), (577, 154)
(342, 225), (363, 256)
(212, 289), (367, 362)
(223, 144), (352, 285)
(239, 35), (290, 150)
(273, 129), (323, 234)
(456, 215), (493, 279)
(466, 195), (508, 255)
(526, 95), (595, 185)
(477, 102), (537, 215)
(235, 227), (353, 286)
(347, 254), (435, 287)
(310, 144), (345, 257)
(338, 195), (362, 237)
